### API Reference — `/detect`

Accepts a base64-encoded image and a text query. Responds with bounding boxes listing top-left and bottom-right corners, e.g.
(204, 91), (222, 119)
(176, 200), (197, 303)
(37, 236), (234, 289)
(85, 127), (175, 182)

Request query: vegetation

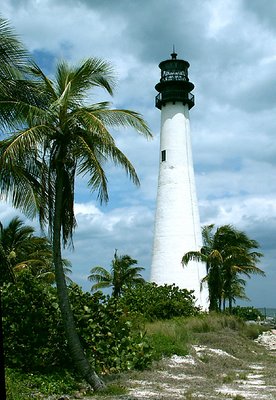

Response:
(182, 224), (264, 312)
(5, 310), (270, 399)
(231, 305), (264, 321)
(89, 251), (145, 297)
(0, 217), (56, 285)
(118, 282), (199, 321)
(2, 270), (153, 374)
(0, 15), (271, 400)
(0, 15), (152, 391)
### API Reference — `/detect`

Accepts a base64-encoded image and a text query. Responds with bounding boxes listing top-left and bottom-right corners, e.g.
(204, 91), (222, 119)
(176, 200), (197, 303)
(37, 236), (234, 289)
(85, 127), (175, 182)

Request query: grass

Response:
(90, 314), (274, 399)
(6, 314), (274, 399)
(6, 368), (84, 400)
(145, 312), (267, 361)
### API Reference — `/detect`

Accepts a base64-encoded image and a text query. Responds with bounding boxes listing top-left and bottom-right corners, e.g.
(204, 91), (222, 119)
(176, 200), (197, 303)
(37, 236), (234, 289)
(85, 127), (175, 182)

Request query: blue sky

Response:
(1, 0), (276, 307)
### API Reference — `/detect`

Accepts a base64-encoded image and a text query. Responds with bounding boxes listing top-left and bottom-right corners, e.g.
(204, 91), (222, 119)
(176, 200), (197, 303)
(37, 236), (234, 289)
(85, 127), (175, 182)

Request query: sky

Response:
(1, 0), (276, 308)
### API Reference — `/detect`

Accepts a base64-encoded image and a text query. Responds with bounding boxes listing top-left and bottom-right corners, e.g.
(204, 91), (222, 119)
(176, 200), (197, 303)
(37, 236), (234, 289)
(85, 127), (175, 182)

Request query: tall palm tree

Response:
(0, 17), (33, 399)
(215, 225), (264, 312)
(182, 224), (223, 311)
(89, 251), (145, 297)
(0, 57), (151, 389)
(182, 224), (264, 312)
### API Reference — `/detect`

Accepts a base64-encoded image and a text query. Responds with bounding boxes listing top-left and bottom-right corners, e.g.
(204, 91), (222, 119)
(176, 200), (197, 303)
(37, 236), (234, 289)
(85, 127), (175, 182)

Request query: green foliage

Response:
(89, 252), (145, 297)
(119, 282), (199, 321)
(183, 224), (264, 312)
(95, 384), (128, 397)
(0, 216), (54, 286)
(144, 318), (190, 359)
(2, 270), (68, 371)
(231, 306), (264, 321)
(2, 274), (152, 375)
(69, 284), (152, 373)
(145, 313), (267, 363)
(181, 312), (243, 334)
(6, 368), (79, 399)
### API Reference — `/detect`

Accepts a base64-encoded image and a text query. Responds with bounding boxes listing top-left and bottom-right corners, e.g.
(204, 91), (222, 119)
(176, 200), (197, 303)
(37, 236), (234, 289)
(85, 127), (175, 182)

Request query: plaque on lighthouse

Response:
(150, 51), (208, 309)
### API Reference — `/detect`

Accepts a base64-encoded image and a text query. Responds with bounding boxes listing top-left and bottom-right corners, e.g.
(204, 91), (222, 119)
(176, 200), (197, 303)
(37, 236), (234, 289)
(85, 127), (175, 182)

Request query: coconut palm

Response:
(182, 224), (223, 311)
(0, 216), (58, 285)
(216, 225), (264, 312)
(182, 224), (264, 312)
(0, 16), (27, 86)
(0, 56), (151, 389)
(89, 251), (145, 297)
(0, 16), (43, 131)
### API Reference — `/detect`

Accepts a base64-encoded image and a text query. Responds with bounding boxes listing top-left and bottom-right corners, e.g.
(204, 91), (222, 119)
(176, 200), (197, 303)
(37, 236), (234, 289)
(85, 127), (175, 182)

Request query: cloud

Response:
(66, 202), (154, 289)
(1, 0), (276, 306)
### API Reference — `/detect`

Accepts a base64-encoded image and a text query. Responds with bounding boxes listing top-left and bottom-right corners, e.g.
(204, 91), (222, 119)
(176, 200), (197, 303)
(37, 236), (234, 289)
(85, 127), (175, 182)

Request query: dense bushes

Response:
(231, 306), (264, 321)
(118, 282), (200, 321)
(69, 284), (152, 373)
(2, 271), (67, 370)
(2, 272), (152, 374)
(2, 275), (200, 377)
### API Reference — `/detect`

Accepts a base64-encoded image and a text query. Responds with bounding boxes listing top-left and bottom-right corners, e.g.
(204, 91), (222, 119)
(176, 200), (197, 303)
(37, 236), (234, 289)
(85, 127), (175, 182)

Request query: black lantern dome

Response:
(155, 51), (195, 110)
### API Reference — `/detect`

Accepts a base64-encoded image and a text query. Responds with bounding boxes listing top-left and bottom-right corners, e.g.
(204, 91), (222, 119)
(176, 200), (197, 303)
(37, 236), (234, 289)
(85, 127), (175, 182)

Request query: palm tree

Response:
(215, 225), (264, 312)
(0, 57), (151, 389)
(0, 16), (27, 87)
(0, 18), (33, 399)
(182, 224), (223, 311)
(89, 250), (145, 297)
(0, 16), (43, 131)
(0, 216), (67, 285)
(182, 224), (264, 312)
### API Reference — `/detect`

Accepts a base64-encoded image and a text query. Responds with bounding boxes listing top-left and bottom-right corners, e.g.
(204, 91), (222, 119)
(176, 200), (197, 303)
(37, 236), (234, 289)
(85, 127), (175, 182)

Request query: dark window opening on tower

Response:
(161, 150), (166, 162)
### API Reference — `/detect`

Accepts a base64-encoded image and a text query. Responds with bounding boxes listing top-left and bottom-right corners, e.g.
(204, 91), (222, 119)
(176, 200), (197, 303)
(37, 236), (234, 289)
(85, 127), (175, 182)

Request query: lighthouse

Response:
(150, 51), (208, 308)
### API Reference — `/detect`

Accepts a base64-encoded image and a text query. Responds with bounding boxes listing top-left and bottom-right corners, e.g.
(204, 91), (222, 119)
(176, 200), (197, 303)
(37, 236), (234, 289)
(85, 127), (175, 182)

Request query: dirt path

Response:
(86, 330), (276, 400)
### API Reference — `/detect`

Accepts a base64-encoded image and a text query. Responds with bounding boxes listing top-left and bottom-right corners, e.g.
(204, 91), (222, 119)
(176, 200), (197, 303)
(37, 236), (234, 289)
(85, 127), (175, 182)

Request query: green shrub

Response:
(145, 318), (190, 359)
(231, 306), (264, 321)
(6, 368), (79, 399)
(182, 313), (244, 334)
(2, 273), (152, 375)
(2, 271), (68, 371)
(119, 282), (199, 321)
(69, 284), (153, 373)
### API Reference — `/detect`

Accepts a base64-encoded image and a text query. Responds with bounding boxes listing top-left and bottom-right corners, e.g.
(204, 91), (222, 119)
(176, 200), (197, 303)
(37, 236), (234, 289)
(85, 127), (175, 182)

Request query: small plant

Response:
(6, 369), (80, 399)
(237, 372), (247, 380)
(145, 318), (189, 360)
(96, 384), (127, 396)
(184, 390), (196, 399)
(150, 332), (188, 360)
(222, 373), (235, 383)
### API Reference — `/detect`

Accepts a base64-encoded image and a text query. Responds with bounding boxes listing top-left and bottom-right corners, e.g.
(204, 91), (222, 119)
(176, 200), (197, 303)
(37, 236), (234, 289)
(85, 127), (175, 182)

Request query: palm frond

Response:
(182, 250), (206, 265)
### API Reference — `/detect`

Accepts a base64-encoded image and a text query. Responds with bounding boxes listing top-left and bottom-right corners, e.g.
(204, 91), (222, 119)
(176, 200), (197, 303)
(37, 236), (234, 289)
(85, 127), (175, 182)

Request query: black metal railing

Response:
(155, 91), (194, 109)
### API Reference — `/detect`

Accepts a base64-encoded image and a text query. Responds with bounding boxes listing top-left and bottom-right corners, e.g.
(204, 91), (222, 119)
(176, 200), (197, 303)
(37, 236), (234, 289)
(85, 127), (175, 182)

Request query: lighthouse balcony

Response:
(155, 91), (195, 110)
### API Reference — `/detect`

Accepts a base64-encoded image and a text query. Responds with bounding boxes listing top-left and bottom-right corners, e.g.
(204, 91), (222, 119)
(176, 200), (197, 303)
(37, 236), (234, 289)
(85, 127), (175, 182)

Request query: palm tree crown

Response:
(89, 251), (145, 297)
(0, 216), (55, 285)
(182, 224), (264, 312)
(0, 58), (152, 242)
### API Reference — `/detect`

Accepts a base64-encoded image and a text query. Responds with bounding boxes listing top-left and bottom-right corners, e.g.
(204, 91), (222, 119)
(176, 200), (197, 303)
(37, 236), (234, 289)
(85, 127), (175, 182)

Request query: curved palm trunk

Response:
(53, 165), (105, 391)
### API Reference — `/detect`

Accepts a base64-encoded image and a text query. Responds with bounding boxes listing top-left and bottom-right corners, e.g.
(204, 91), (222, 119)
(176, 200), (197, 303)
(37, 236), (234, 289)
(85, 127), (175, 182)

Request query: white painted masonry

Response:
(151, 101), (208, 309)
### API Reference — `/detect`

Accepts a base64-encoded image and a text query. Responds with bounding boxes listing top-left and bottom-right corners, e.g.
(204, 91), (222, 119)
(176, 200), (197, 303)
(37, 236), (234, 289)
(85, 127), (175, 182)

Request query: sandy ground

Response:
(80, 330), (276, 400)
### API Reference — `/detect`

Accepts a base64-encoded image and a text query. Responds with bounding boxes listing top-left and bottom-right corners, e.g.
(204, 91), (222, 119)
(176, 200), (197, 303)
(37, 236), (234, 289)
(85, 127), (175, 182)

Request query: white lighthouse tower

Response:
(150, 51), (208, 308)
